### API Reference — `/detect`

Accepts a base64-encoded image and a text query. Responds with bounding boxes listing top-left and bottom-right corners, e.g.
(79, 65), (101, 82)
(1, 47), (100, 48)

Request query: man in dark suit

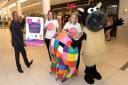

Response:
(10, 11), (33, 73)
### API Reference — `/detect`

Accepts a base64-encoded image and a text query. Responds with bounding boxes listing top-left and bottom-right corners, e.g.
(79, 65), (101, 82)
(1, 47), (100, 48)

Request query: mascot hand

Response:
(79, 32), (87, 41)
(71, 32), (87, 48)
(115, 18), (124, 26)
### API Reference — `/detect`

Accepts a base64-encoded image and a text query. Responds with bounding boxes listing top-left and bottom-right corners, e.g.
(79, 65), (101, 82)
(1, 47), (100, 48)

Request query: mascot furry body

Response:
(82, 27), (106, 66)
(78, 2), (123, 84)
(78, 3), (107, 84)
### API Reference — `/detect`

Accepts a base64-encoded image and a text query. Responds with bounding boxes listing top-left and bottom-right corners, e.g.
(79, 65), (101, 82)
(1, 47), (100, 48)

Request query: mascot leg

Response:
(84, 66), (94, 84)
(84, 65), (102, 84)
(51, 62), (57, 74)
(50, 56), (58, 74)
(92, 65), (102, 80)
(61, 61), (76, 83)
(57, 65), (67, 79)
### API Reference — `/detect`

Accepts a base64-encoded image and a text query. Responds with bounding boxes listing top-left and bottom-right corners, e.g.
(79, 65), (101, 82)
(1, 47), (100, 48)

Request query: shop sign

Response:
(67, 3), (77, 9)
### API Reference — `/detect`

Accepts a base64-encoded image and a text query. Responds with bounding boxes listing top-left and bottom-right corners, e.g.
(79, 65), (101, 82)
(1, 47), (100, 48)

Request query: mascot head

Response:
(78, 2), (107, 32)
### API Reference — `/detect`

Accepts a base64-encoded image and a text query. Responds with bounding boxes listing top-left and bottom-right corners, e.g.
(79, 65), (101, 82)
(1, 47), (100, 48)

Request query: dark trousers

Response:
(76, 40), (82, 70)
(45, 38), (51, 61)
(14, 45), (29, 69)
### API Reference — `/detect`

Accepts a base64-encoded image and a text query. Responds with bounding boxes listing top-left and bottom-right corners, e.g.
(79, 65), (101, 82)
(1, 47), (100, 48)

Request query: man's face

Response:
(13, 12), (18, 21)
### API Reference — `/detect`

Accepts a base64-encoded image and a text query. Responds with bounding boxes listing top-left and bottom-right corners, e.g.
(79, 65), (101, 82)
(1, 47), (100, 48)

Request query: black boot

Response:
(17, 65), (24, 73)
(92, 65), (102, 80)
(26, 60), (33, 68)
(84, 66), (94, 84)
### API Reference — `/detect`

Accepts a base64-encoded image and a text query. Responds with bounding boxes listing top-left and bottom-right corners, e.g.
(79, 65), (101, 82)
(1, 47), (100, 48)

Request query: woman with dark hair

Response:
(10, 11), (33, 73)
(44, 10), (59, 61)
(104, 15), (113, 41)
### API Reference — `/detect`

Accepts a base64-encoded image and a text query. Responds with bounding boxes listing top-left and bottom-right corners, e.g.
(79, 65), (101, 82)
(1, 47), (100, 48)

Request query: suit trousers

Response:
(13, 45), (29, 69)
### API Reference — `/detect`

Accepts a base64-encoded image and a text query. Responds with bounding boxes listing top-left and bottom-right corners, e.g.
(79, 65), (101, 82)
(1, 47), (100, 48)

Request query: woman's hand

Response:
(62, 29), (67, 33)
(73, 32), (82, 39)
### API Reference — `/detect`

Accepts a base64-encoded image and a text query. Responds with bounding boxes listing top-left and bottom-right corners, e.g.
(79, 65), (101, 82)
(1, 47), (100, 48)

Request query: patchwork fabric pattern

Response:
(50, 32), (79, 80)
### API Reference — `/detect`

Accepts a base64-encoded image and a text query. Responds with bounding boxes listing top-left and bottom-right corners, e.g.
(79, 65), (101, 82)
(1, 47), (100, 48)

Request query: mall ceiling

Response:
(0, 0), (8, 9)
(0, 0), (77, 9)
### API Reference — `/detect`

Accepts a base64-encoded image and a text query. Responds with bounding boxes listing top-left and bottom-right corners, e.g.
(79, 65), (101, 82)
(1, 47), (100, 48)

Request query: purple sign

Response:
(25, 17), (44, 46)
(29, 22), (41, 33)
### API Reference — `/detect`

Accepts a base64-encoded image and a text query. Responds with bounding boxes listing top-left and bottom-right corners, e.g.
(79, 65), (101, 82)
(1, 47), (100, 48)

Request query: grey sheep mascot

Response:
(77, 2), (124, 84)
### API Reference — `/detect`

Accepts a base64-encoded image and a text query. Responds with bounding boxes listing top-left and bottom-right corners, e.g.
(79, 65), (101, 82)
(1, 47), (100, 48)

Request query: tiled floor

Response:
(0, 26), (128, 85)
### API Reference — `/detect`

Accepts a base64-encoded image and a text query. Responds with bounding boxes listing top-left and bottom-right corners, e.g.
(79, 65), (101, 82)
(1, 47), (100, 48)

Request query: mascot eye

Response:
(93, 7), (100, 11)
(87, 8), (94, 14)
(93, 7), (97, 11)
(96, 8), (100, 10)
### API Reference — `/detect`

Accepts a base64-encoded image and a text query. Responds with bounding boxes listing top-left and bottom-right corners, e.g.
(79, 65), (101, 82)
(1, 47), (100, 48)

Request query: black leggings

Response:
(45, 38), (52, 61)
(14, 45), (29, 68)
(76, 40), (82, 70)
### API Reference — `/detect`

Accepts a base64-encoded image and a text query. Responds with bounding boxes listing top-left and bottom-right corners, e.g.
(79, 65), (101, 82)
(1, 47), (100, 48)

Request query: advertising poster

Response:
(25, 17), (44, 46)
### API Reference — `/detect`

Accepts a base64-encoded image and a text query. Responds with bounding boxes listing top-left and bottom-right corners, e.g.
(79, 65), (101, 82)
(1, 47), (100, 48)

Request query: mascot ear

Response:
(78, 8), (84, 15)
(77, 7), (87, 25)
(96, 2), (102, 9)
(78, 8), (84, 12)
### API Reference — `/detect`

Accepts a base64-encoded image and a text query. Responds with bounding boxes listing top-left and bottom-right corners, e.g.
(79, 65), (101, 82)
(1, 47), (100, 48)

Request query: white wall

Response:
(119, 0), (128, 25)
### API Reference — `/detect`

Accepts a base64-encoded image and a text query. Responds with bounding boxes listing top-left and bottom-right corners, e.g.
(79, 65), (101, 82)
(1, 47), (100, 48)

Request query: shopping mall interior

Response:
(0, 0), (128, 85)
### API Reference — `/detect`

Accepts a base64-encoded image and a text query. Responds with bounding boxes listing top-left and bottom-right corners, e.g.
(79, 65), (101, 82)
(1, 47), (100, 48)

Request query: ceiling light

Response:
(18, 0), (27, 3)
(22, 2), (41, 9)
(8, 3), (16, 8)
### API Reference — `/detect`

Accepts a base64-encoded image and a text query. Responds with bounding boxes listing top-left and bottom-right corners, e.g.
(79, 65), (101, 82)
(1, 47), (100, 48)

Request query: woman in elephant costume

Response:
(49, 32), (80, 82)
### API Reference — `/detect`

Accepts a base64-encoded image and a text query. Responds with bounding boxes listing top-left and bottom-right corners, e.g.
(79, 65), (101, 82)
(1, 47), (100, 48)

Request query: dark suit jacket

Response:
(10, 20), (24, 47)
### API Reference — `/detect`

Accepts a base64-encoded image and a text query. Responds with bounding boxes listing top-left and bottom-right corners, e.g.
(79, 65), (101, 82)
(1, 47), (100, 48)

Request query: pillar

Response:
(16, 1), (22, 17)
(42, 0), (51, 18)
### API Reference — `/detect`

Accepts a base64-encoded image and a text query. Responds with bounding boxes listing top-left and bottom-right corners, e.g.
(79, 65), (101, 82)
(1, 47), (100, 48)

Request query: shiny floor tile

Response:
(0, 27), (128, 85)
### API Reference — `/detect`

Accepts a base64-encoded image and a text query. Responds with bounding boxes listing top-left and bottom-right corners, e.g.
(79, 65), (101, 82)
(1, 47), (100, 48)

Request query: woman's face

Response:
(70, 14), (77, 24)
(48, 12), (54, 20)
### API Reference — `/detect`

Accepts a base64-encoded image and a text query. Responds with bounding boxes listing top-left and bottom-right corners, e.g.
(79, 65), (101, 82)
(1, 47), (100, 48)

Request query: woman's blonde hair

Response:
(69, 13), (78, 24)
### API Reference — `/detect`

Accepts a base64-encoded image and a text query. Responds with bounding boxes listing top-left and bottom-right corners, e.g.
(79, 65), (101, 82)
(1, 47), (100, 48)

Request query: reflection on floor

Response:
(0, 26), (128, 85)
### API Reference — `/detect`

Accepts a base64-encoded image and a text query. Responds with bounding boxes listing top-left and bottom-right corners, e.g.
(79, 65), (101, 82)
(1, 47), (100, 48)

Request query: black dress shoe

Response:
(27, 60), (33, 68)
(18, 68), (24, 73)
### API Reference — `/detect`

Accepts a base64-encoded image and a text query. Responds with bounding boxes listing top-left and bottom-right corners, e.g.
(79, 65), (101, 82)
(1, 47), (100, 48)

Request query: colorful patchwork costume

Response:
(49, 32), (78, 81)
